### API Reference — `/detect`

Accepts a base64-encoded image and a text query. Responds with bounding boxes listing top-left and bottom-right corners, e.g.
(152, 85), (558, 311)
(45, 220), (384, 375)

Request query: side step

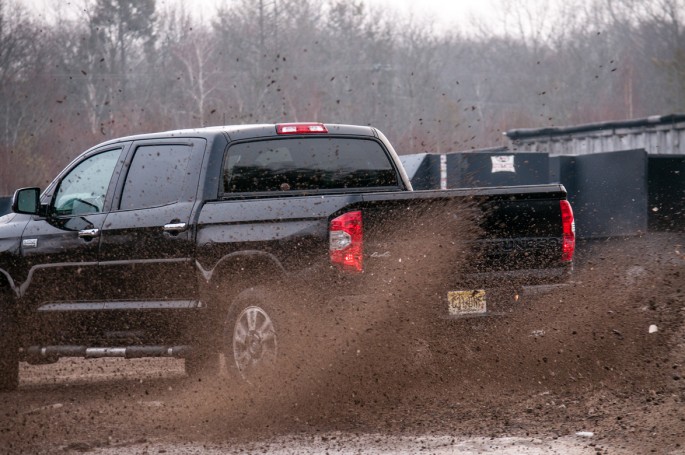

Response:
(22, 345), (192, 363)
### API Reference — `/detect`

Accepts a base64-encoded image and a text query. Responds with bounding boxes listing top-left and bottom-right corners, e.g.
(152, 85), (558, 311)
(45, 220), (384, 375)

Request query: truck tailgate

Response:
(359, 184), (571, 285)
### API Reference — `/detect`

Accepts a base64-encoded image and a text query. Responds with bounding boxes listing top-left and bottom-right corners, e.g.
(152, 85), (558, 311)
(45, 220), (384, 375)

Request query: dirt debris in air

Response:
(0, 214), (683, 453)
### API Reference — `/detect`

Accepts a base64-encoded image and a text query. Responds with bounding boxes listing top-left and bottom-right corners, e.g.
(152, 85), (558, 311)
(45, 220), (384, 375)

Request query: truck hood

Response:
(0, 212), (17, 224)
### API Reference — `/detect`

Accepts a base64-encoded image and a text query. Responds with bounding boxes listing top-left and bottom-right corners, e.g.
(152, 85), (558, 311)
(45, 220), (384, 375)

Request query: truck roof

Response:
(92, 123), (378, 149)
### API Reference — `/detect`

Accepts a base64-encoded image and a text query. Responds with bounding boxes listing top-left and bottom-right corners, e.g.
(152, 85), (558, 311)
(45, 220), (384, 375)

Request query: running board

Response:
(22, 345), (192, 362)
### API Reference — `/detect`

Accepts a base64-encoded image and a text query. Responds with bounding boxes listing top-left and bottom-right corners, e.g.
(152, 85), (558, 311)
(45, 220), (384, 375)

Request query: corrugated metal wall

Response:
(506, 115), (685, 156)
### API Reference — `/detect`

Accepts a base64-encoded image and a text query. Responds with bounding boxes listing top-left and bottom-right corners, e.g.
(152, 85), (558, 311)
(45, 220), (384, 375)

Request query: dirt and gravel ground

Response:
(0, 232), (683, 454)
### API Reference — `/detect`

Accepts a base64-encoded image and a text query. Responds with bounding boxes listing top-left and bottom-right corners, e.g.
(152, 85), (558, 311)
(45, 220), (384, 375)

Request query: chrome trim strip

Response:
(103, 300), (198, 310)
(37, 300), (200, 311)
(195, 250), (287, 283)
(99, 258), (190, 266)
(195, 260), (212, 281)
(0, 268), (19, 297)
(37, 302), (103, 311)
(15, 258), (191, 298)
(19, 262), (98, 298)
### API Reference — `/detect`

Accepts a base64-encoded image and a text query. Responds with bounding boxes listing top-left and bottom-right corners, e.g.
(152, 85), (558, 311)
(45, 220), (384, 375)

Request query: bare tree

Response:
(173, 26), (220, 125)
(67, 0), (157, 134)
(0, 0), (37, 146)
(4, 0), (685, 195)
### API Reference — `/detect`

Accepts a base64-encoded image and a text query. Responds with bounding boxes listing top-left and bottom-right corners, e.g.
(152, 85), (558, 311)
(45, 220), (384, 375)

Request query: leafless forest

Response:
(1, 0), (684, 194)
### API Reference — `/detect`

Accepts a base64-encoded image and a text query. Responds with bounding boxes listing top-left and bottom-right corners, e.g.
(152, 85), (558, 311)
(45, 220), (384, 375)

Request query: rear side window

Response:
(222, 138), (398, 193)
(120, 144), (193, 210)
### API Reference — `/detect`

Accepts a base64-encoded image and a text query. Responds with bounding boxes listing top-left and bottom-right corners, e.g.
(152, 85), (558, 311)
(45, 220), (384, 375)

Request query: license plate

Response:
(447, 290), (487, 316)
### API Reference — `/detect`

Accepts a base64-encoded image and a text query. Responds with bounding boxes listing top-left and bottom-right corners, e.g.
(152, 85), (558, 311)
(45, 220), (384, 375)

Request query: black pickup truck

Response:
(0, 123), (575, 390)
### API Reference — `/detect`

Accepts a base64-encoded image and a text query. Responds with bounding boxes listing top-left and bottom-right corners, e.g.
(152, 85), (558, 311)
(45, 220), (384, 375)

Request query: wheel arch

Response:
(205, 250), (285, 284)
(197, 250), (287, 314)
(0, 269), (18, 300)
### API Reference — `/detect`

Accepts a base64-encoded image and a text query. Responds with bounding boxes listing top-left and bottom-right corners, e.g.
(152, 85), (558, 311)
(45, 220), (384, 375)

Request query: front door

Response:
(20, 147), (126, 343)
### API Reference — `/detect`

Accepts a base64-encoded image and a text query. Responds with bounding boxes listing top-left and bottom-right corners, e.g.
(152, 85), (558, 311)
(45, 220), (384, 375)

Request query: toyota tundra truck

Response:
(0, 122), (575, 390)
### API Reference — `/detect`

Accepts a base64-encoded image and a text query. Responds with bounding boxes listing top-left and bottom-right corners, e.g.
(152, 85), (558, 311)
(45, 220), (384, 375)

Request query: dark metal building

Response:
(0, 197), (11, 217)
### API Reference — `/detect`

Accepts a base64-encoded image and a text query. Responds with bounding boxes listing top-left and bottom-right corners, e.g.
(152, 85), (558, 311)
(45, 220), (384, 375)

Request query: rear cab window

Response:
(222, 137), (400, 195)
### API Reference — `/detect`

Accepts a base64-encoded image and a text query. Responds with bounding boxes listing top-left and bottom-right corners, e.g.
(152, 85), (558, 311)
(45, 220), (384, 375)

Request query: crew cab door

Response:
(98, 139), (205, 306)
(20, 146), (127, 308)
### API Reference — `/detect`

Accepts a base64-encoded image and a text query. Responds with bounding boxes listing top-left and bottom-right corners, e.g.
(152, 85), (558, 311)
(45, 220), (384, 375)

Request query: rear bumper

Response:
(459, 264), (572, 289)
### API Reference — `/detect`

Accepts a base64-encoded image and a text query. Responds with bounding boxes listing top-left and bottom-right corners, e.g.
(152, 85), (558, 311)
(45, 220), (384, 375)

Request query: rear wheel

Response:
(224, 286), (283, 382)
(0, 307), (19, 392)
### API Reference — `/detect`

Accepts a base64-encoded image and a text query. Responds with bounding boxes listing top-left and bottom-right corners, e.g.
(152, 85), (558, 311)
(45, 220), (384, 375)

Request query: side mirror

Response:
(12, 187), (41, 215)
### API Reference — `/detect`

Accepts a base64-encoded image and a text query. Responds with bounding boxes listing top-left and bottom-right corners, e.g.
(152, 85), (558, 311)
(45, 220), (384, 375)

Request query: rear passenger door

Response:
(98, 139), (205, 306)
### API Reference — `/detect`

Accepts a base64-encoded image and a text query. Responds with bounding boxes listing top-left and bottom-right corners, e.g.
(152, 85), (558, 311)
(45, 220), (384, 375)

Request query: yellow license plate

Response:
(447, 290), (487, 315)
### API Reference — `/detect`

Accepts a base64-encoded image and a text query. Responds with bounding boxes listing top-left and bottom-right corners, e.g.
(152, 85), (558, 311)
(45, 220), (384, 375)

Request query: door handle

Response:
(78, 228), (100, 239)
(163, 222), (188, 233)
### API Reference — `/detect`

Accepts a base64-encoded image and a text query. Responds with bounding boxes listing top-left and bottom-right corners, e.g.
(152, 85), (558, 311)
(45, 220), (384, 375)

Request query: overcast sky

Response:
(22, 0), (561, 37)
(357, 0), (508, 33)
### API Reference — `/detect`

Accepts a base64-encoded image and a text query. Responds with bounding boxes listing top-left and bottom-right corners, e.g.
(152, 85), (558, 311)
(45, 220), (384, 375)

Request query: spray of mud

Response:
(163, 198), (484, 438)
(168, 224), (684, 445)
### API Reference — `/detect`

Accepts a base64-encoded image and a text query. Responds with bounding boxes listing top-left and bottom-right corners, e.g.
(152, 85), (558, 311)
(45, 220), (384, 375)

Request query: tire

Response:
(224, 286), (285, 382)
(0, 307), (19, 392)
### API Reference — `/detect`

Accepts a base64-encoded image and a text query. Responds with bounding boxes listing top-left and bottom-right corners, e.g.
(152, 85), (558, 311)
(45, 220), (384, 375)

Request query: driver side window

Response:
(54, 149), (122, 216)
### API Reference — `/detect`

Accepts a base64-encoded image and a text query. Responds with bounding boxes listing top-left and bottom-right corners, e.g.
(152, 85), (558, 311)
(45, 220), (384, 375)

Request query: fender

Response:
(195, 250), (286, 284)
(0, 212), (33, 299)
(0, 268), (19, 298)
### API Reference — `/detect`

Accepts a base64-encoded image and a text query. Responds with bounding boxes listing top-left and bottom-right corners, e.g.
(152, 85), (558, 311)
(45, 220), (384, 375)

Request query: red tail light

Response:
(560, 200), (575, 262)
(276, 123), (328, 134)
(329, 210), (363, 273)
